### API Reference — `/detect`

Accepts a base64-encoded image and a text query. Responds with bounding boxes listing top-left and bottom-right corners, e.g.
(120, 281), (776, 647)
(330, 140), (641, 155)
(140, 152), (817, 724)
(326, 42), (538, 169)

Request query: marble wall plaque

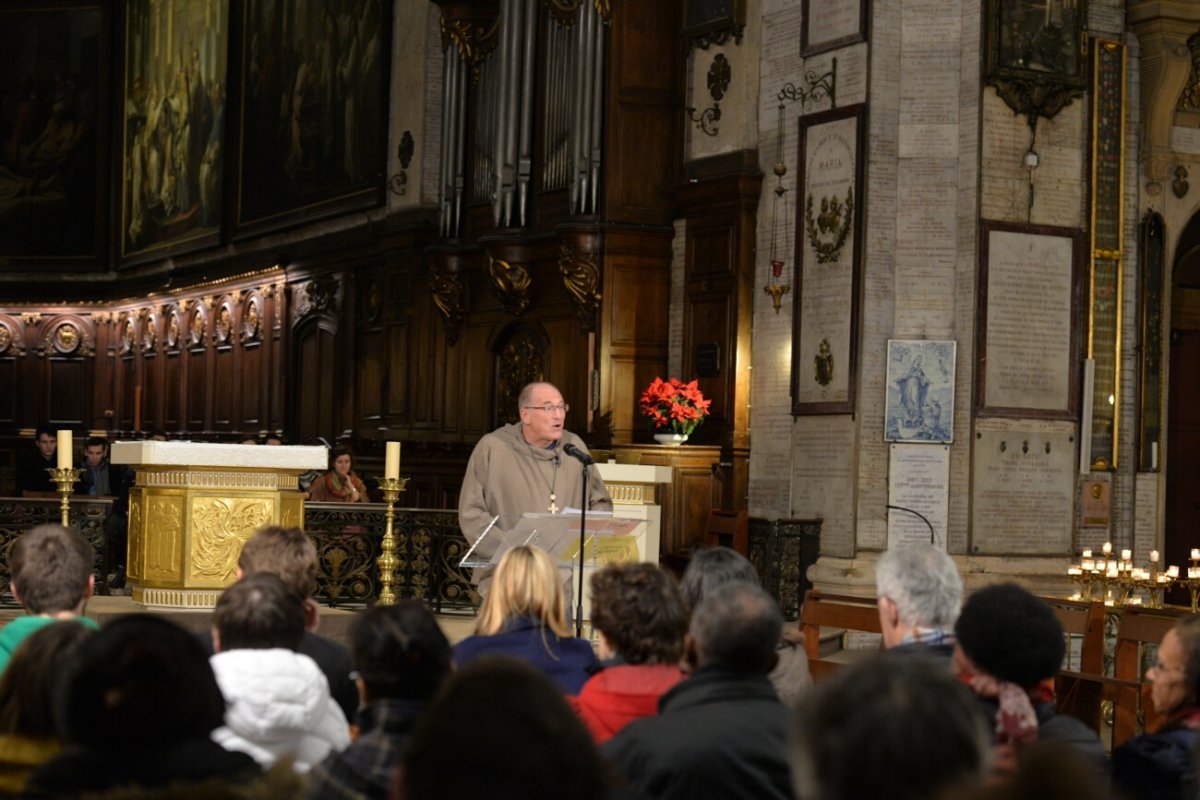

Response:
(971, 419), (1077, 555)
(979, 223), (1080, 416)
(801, 0), (866, 57)
(887, 444), (950, 549)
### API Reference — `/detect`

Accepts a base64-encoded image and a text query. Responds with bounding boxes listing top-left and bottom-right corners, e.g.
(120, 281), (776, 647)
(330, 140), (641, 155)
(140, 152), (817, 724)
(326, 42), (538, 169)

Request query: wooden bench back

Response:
(799, 589), (882, 680)
(703, 509), (749, 555)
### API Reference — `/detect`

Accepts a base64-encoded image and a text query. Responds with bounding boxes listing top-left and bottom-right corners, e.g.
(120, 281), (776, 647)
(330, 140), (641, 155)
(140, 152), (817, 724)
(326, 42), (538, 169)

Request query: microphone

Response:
(562, 443), (594, 466)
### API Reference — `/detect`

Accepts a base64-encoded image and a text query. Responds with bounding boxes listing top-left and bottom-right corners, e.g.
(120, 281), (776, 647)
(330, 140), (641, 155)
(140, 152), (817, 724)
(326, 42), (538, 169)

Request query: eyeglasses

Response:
(1149, 660), (1184, 677)
(524, 403), (569, 414)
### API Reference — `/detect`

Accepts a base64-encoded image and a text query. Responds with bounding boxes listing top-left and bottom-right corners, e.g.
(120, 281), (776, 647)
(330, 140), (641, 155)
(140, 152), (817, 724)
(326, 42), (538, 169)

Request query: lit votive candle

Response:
(1068, 567), (1083, 576)
(1121, 549), (1133, 562)
(1082, 549), (1093, 559)
(1192, 548), (1200, 561)
(1150, 550), (1160, 563)
(1168, 566), (1180, 579)
(1103, 542), (1113, 556)
(1082, 559), (1095, 571)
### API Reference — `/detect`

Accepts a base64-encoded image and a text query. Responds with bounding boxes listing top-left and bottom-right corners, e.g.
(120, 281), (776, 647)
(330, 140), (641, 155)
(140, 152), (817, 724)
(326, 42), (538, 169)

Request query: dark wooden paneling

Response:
(241, 344), (262, 428)
(143, 354), (159, 433)
(187, 349), (207, 429)
(119, 356), (136, 429)
(0, 361), (15, 424)
(48, 360), (87, 425)
(387, 322), (409, 419)
(358, 330), (382, 422)
(295, 324), (337, 444)
(164, 353), (181, 430)
(213, 347), (234, 428)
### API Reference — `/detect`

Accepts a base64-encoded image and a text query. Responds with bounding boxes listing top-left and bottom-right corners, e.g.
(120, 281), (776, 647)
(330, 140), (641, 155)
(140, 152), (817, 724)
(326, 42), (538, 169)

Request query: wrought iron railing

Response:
(304, 503), (478, 613)
(0, 497), (115, 602)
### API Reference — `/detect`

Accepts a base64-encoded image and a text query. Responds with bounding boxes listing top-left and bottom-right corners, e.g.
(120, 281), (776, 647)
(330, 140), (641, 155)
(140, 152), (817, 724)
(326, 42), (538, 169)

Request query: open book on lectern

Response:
(458, 512), (643, 570)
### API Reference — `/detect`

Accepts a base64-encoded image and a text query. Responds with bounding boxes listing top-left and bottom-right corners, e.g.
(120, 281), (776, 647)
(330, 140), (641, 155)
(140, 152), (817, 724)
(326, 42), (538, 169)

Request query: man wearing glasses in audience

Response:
(458, 381), (612, 589)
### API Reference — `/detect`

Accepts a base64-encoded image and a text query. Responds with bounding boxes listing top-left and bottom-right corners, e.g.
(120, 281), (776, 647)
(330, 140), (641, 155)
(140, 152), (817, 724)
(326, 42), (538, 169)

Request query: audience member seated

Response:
(13, 425), (57, 496)
(0, 621), (94, 796)
(680, 547), (811, 705)
(401, 657), (616, 800)
(197, 525), (358, 721)
(28, 615), (301, 798)
(209, 572), (350, 772)
(573, 562), (688, 743)
(603, 581), (794, 800)
(1112, 614), (1200, 800)
(790, 649), (991, 800)
(73, 436), (131, 587)
(0, 524), (98, 675)
(875, 544), (962, 661)
(454, 544), (597, 694)
(307, 445), (367, 503)
(953, 583), (1106, 776)
(307, 600), (452, 800)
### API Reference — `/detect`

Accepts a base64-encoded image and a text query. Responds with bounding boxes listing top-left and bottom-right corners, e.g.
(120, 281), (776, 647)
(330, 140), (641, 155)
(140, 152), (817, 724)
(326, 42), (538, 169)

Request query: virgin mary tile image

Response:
(885, 340), (955, 443)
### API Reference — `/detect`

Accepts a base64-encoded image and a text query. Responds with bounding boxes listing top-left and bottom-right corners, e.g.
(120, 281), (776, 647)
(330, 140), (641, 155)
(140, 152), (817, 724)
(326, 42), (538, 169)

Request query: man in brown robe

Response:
(458, 382), (612, 581)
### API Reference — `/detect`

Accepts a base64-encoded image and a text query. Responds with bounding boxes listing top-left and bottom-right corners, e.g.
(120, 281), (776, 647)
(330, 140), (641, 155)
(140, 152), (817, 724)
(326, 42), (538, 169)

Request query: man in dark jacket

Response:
(603, 581), (793, 800)
(14, 425), (58, 495)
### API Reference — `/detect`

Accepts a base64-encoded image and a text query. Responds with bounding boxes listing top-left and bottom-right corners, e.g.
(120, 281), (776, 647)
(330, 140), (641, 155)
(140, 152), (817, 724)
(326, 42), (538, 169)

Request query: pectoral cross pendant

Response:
(548, 494), (559, 514)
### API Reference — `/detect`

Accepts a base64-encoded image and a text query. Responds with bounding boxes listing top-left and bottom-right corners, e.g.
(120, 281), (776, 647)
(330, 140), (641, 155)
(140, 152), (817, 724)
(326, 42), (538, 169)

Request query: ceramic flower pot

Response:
(653, 433), (689, 446)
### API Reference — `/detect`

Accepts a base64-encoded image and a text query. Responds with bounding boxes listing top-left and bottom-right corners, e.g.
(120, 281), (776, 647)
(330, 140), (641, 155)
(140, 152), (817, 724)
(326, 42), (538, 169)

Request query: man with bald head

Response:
(458, 382), (612, 570)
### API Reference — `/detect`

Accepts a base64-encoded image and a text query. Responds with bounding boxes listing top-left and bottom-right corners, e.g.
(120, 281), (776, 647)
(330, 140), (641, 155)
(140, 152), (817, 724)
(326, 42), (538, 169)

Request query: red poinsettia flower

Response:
(639, 376), (711, 436)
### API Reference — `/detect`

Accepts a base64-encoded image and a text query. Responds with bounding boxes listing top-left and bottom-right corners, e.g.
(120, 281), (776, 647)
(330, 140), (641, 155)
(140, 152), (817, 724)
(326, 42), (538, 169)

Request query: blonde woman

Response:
(454, 545), (596, 694)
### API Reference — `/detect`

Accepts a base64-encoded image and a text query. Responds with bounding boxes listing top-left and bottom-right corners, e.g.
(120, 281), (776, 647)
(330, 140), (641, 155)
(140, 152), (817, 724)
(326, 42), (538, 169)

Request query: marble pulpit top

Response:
(111, 440), (328, 470)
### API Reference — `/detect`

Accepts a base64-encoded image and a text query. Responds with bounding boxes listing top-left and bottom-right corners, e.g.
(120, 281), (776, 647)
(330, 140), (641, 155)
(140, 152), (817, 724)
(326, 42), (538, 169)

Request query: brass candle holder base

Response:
(46, 467), (82, 527)
(376, 476), (410, 606)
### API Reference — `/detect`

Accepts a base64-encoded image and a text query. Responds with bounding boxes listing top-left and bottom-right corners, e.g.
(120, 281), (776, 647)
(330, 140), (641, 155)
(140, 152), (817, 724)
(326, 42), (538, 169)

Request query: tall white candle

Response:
(1102, 542), (1113, 556)
(56, 430), (72, 470)
(1150, 550), (1160, 563)
(385, 441), (401, 480)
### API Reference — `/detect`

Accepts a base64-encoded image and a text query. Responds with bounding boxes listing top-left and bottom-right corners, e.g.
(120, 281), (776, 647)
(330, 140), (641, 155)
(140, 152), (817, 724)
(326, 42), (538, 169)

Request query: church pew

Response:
(799, 589), (882, 680)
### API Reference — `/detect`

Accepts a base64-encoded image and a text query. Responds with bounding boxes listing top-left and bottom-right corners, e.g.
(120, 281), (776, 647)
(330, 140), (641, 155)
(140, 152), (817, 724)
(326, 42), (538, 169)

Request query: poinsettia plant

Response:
(639, 377), (712, 436)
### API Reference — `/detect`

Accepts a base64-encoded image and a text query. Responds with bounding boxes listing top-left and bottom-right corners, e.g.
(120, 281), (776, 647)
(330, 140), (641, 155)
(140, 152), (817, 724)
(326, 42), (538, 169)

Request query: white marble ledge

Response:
(596, 463), (673, 484)
(111, 441), (328, 470)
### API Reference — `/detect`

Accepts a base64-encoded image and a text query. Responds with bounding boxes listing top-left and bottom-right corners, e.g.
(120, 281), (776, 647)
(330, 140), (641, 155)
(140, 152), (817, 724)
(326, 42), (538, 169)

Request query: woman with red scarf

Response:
(952, 583), (1106, 780)
(306, 445), (367, 503)
(1113, 615), (1200, 800)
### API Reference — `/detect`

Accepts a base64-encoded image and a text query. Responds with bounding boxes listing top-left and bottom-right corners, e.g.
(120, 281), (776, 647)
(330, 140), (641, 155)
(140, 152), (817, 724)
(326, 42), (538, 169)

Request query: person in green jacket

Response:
(0, 524), (99, 675)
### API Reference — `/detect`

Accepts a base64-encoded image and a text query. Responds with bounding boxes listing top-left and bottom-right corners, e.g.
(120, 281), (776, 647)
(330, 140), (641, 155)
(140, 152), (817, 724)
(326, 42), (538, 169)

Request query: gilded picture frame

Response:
(0, 0), (111, 267)
(119, 0), (228, 263)
(234, 0), (390, 239)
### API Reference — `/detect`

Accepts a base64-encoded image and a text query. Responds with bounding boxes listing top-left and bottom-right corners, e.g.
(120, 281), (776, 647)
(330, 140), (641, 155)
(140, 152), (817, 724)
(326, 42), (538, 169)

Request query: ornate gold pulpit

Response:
(111, 441), (327, 609)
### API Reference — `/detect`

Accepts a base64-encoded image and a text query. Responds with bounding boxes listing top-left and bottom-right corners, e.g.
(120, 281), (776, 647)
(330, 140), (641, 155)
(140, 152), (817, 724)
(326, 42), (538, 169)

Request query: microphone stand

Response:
(576, 461), (589, 638)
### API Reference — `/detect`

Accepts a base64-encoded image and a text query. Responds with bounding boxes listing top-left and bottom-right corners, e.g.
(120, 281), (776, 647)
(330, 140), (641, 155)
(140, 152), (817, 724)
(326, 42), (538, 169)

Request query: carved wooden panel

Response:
(358, 330), (383, 422)
(47, 359), (88, 425)
(0, 361), (15, 424)
(241, 344), (262, 429)
(120, 355), (136, 430)
(187, 349), (207, 429)
(387, 321), (409, 419)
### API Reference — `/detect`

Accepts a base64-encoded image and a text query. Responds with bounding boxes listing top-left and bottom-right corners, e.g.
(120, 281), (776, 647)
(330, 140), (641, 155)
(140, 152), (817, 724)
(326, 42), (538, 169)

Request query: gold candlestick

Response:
(46, 467), (82, 527)
(376, 476), (409, 606)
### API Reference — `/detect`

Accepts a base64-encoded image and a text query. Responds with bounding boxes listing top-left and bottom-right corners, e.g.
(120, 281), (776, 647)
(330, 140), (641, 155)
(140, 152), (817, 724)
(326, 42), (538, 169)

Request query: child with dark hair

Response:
(209, 573), (350, 773)
(307, 601), (452, 799)
(953, 583), (1106, 776)
(27, 615), (301, 797)
(0, 621), (93, 795)
(573, 562), (688, 742)
(0, 525), (98, 676)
